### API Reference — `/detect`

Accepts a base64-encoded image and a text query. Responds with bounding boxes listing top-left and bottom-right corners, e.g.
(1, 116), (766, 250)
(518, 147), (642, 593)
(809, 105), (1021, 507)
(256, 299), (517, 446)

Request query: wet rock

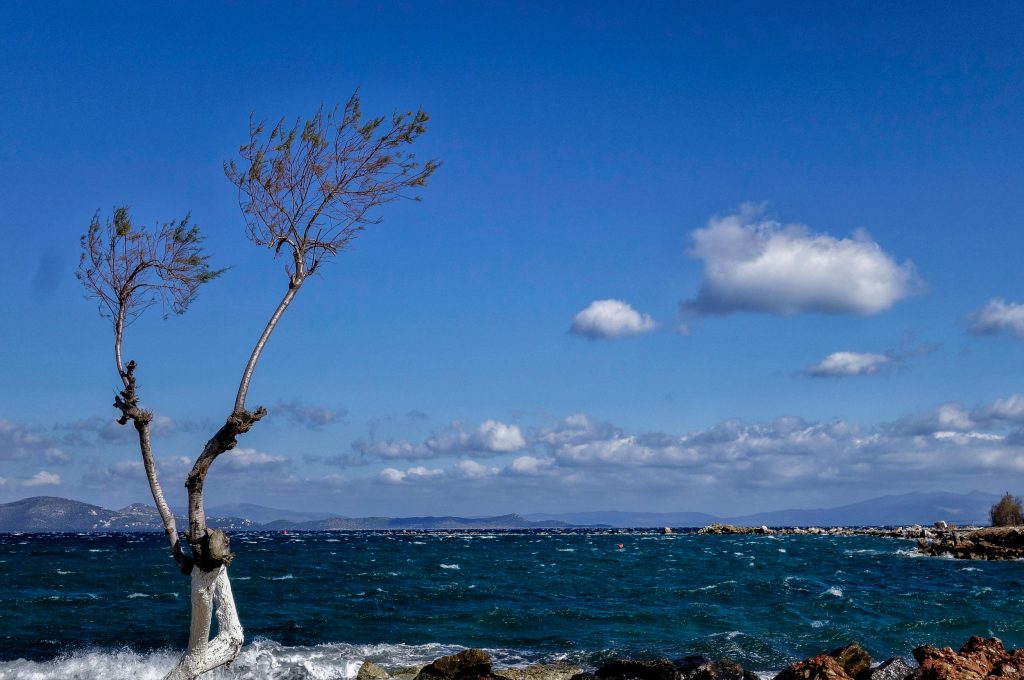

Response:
(497, 662), (583, 680)
(417, 649), (493, 680)
(696, 524), (775, 536)
(868, 657), (915, 680)
(916, 527), (1024, 560)
(672, 657), (711, 675)
(688, 659), (759, 679)
(359, 661), (391, 680)
(596, 658), (679, 680)
(829, 642), (871, 679)
(773, 654), (854, 679)
(911, 636), (1021, 679)
(394, 665), (426, 680)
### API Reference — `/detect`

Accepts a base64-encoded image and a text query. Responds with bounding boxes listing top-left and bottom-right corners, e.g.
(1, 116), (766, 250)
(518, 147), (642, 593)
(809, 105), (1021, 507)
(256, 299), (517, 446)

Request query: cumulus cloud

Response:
(684, 205), (921, 316)
(806, 351), (894, 377)
(367, 394), (1024, 501)
(0, 419), (69, 463)
(343, 419), (527, 465)
(969, 299), (1024, 339)
(569, 299), (658, 339)
(271, 400), (347, 430)
(23, 470), (61, 487)
(218, 447), (290, 472)
(377, 466), (444, 484)
(454, 459), (499, 479)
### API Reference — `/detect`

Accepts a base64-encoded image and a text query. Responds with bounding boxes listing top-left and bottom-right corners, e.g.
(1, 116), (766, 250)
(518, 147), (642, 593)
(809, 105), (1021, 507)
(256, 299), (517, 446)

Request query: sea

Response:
(0, 530), (1021, 679)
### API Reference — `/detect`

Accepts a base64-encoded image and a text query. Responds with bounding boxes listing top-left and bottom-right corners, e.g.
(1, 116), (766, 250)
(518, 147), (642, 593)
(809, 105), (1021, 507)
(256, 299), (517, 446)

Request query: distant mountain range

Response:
(0, 490), (999, 533)
(528, 490), (999, 528)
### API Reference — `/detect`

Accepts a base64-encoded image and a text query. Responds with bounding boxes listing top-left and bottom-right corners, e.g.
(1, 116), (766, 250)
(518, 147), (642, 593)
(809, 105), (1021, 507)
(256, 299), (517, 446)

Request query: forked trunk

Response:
(164, 566), (244, 680)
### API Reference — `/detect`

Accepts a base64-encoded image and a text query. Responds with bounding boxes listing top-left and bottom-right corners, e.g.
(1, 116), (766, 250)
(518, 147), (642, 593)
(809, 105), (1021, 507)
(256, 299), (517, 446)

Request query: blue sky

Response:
(1, 2), (1023, 516)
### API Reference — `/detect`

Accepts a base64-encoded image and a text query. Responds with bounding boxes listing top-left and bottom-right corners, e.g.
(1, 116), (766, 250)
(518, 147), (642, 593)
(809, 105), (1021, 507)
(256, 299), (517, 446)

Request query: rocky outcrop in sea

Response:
(915, 526), (1024, 560)
(366, 638), (1024, 680)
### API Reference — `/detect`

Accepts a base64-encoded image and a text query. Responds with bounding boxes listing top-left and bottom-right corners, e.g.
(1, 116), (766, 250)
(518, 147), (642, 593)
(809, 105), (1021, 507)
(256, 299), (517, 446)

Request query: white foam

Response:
(439, 564), (460, 570)
(822, 586), (843, 598)
(0, 640), (539, 680)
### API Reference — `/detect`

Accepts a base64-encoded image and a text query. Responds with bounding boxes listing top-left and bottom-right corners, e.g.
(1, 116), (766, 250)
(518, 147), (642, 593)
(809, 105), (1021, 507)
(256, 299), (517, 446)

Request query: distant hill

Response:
(525, 510), (718, 528)
(0, 496), (256, 532)
(0, 490), (1000, 532)
(0, 498), (566, 532)
(728, 490), (998, 527)
(264, 513), (569, 531)
(527, 491), (999, 528)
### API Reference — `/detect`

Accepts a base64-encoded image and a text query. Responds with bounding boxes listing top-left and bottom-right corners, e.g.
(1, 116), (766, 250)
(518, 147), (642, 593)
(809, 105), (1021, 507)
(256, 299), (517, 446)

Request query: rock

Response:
(773, 654), (854, 680)
(596, 658), (679, 680)
(672, 657), (711, 675)
(917, 527), (1024, 560)
(829, 642), (871, 679)
(359, 661), (391, 680)
(688, 659), (759, 680)
(394, 666), (426, 680)
(570, 674), (599, 680)
(933, 521), (947, 530)
(662, 527), (673, 535)
(868, 657), (915, 680)
(911, 637), (1022, 679)
(417, 649), (493, 680)
(498, 663), (583, 680)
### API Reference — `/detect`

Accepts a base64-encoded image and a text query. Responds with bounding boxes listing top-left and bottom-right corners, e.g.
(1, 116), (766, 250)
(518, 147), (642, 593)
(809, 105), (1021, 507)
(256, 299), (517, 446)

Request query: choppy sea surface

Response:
(0, 530), (1022, 679)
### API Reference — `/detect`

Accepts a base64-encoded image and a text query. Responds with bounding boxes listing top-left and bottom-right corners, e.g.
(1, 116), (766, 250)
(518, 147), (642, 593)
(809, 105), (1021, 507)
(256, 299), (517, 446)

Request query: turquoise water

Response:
(0, 530), (1021, 678)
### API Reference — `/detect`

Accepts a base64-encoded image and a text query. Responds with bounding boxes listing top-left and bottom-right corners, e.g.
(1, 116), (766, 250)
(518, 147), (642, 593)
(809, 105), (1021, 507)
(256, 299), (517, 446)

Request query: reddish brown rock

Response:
(773, 654), (854, 680)
(911, 637), (1023, 679)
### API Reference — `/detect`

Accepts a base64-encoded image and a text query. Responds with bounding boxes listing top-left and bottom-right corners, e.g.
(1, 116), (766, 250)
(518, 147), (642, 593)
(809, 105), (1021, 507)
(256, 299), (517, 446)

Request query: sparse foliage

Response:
(79, 91), (437, 679)
(990, 492), (1024, 527)
(224, 91), (440, 282)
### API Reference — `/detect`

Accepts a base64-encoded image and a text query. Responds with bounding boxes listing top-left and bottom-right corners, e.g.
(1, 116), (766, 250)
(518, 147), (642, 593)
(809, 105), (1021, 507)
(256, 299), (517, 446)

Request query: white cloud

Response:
(23, 470), (61, 487)
(685, 205), (921, 316)
(806, 351), (893, 377)
(454, 460), (498, 478)
(973, 394), (1024, 425)
(218, 447), (289, 472)
(569, 299), (658, 339)
(377, 466), (444, 484)
(508, 455), (553, 476)
(969, 299), (1024, 339)
(349, 420), (527, 464)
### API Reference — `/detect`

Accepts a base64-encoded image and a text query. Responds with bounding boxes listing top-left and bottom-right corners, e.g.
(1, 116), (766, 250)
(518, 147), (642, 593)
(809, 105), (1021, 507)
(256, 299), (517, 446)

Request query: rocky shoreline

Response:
(359, 638), (1024, 680)
(694, 522), (1024, 560)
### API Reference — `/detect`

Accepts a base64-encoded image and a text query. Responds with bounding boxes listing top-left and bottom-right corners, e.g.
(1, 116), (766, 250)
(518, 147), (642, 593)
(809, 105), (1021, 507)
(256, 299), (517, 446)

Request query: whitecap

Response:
(440, 564), (460, 570)
(127, 593), (151, 599)
(822, 586), (843, 597)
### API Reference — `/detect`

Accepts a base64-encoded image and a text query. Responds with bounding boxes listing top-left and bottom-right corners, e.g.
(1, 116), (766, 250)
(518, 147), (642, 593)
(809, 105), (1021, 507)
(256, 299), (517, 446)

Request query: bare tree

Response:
(78, 92), (438, 679)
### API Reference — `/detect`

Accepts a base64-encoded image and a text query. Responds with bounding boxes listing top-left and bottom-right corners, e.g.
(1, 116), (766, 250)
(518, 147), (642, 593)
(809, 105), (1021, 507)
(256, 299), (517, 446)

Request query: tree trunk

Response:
(164, 565), (244, 680)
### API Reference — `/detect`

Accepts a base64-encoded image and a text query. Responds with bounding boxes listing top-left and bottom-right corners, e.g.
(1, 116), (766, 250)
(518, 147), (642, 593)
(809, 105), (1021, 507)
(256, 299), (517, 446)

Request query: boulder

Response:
(394, 666), (426, 680)
(688, 659), (759, 679)
(911, 637), (1021, 679)
(497, 663), (583, 680)
(773, 654), (854, 680)
(673, 657), (711, 675)
(596, 658), (679, 680)
(868, 658), (915, 680)
(359, 661), (392, 680)
(417, 649), (493, 680)
(829, 642), (871, 679)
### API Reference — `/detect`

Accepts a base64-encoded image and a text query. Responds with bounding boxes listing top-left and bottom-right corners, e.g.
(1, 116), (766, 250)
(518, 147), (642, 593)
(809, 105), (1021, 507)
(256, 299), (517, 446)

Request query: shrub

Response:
(990, 493), (1024, 527)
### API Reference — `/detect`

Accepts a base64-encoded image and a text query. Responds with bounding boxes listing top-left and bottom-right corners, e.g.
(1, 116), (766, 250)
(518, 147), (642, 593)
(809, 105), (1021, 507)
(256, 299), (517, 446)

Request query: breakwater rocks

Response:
(695, 522), (1024, 560)
(361, 638), (1024, 680)
(915, 526), (1024, 560)
(695, 523), (951, 540)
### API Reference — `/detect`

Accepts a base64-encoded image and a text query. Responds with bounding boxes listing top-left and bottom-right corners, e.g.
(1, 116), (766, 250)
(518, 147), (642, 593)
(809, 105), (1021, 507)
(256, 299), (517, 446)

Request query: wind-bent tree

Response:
(991, 492), (1024, 527)
(78, 92), (438, 679)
